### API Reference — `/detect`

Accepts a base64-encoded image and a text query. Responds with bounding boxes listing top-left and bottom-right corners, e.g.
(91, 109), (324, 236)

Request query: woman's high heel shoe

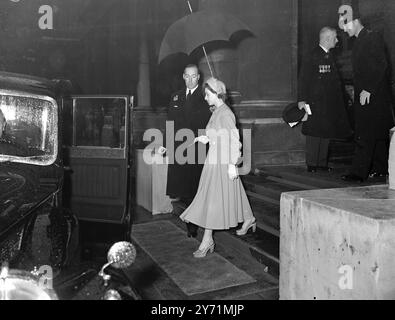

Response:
(193, 242), (215, 258)
(236, 218), (257, 236)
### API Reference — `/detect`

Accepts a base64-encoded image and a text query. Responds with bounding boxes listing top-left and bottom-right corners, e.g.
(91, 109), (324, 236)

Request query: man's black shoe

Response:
(307, 166), (317, 173)
(317, 166), (333, 172)
(341, 174), (364, 183)
(368, 172), (388, 178)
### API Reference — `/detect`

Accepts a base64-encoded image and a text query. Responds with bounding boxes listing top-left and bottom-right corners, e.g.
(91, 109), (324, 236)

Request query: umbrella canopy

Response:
(158, 10), (252, 64)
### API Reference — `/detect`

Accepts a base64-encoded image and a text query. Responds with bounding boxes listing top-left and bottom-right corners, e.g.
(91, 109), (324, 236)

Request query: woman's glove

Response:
(194, 135), (210, 144)
(228, 164), (238, 180)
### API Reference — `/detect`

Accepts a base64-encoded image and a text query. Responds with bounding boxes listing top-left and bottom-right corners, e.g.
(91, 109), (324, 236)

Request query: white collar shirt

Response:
(186, 86), (198, 97)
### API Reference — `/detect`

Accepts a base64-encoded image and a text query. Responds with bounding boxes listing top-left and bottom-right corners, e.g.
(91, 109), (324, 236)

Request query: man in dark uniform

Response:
(298, 27), (352, 173)
(340, 11), (394, 182)
(158, 64), (211, 237)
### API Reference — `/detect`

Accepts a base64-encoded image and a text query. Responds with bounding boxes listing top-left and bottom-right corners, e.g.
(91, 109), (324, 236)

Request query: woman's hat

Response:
(282, 102), (306, 124)
(205, 77), (226, 95)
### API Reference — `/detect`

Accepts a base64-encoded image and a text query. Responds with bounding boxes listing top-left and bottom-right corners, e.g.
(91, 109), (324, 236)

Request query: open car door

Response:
(62, 95), (132, 228)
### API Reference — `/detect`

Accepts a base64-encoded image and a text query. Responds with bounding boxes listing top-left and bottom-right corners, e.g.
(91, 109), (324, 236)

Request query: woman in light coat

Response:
(180, 77), (256, 258)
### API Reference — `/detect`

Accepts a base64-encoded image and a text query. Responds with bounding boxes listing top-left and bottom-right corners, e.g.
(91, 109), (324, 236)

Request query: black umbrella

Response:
(158, 4), (252, 77)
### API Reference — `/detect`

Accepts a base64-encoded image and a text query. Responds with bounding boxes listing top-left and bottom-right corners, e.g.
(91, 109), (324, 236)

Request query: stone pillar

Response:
(137, 29), (151, 108)
(198, 46), (242, 103)
(389, 127), (395, 189)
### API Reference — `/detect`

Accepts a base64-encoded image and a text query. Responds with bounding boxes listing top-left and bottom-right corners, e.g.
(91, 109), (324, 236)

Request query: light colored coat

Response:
(180, 104), (253, 230)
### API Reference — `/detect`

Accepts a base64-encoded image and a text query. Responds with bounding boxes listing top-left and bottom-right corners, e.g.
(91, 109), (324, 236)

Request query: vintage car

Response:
(0, 72), (76, 268)
(0, 72), (134, 299)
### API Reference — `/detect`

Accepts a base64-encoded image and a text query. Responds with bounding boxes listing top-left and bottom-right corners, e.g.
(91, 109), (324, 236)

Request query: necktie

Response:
(187, 90), (191, 100)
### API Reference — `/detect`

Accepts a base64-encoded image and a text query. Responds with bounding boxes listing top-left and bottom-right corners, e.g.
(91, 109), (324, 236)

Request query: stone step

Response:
(256, 165), (387, 189)
(242, 174), (308, 237)
(265, 175), (318, 190)
(172, 193), (280, 237)
(216, 228), (279, 280)
(242, 174), (306, 237)
(242, 169), (345, 237)
(170, 211), (279, 280)
(248, 198), (280, 236)
(276, 170), (346, 189)
(244, 178), (294, 198)
(169, 164), (363, 280)
(246, 190), (279, 206)
(243, 175), (304, 202)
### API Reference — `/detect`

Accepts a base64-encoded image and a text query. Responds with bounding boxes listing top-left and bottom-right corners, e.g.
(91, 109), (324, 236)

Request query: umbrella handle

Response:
(202, 46), (214, 78)
(186, 0), (214, 78)
(187, 0), (193, 13)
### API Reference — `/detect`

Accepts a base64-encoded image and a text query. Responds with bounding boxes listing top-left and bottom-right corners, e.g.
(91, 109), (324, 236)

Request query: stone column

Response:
(198, 46), (241, 103)
(137, 29), (151, 108)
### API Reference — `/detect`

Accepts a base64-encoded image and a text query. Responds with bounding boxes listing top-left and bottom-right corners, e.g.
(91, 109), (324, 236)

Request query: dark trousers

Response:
(305, 136), (330, 167)
(350, 136), (389, 179)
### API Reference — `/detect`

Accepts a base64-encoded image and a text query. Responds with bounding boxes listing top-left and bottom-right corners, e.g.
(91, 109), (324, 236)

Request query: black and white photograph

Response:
(0, 0), (395, 304)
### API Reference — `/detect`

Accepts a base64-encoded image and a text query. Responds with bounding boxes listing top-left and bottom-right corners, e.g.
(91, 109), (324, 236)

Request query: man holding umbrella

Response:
(158, 64), (211, 238)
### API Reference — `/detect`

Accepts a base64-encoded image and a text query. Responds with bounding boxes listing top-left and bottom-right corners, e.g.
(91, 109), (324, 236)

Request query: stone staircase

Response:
(129, 139), (386, 296)
(225, 155), (386, 280)
(169, 168), (337, 280)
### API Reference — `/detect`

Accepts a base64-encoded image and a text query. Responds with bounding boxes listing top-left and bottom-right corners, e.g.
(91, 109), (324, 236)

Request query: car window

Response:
(0, 91), (58, 166)
(73, 98), (126, 149)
